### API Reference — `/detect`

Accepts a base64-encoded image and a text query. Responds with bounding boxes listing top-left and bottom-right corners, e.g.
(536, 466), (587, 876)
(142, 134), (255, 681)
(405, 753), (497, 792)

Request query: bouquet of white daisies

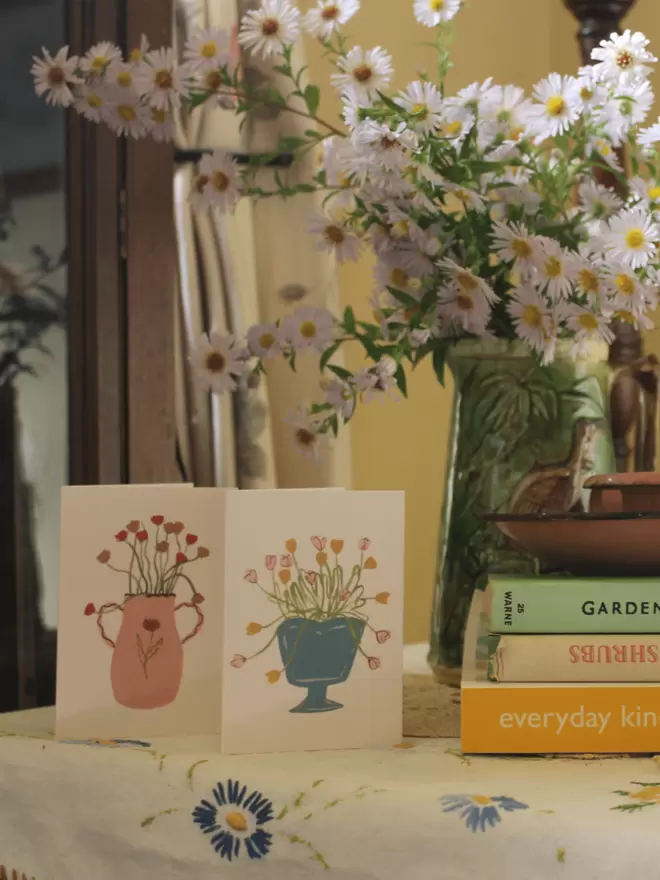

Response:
(32, 0), (660, 455)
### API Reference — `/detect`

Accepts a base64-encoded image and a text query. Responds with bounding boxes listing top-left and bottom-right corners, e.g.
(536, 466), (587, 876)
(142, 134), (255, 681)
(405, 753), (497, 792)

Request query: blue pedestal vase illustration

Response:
(277, 617), (366, 713)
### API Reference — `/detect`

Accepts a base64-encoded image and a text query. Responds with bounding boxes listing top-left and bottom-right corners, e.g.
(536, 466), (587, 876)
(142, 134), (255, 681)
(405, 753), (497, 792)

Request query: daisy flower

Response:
(128, 35), (151, 66)
(438, 258), (497, 306)
(247, 322), (283, 360)
(576, 65), (607, 109)
(304, 0), (360, 39)
(101, 88), (150, 138)
(286, 408), (326, 460)
(341, 91), (373, 131)
(611, 308), (654, 331)
(604, 208), (660, 268)
(442, 181), (487, 213)
(507, 284), (552, 354)
(73, 83), (111, 122)
(566, 255), (605, 302)
(79, 41), (122, 76)
(491, 221), (539, 277)
(630, 176), (660, 209)
(147, 107), (175, 143)
(373, 251), (422, 299)
(436, 286), (492, 335)
(331, 46), (393, 101)
(478, 84), (533, 146)
(446, 78), (493, 117)
(352, 120), (418, 170)
(189, 332), (249, 394)
(526, 73), (581, 140)
(354, 357), (398, 401)
(578, 180), (623, 221)
(533, 240), (574, 300)
(190, 151), (241, 214)
(602, 261), (646, 313)
(105, 60), (138, 91)
(280, 306), (336, 353)
(589, 136), (623, 170)
(324, 378), (356, 419)
(133, 48), (188, 111)
(183, 28), (232, 73)
(238, 0), (301, 59)
(396, 80), (444, 135)
(599, 80), (654, 145)
(413, 0), (462, 28)
(31, 46), (81, 107)
(307, 214), (361, 263)
(591, 30), (656, 85)
(564, 306), (615, 353)
(638, 120), (660, 150)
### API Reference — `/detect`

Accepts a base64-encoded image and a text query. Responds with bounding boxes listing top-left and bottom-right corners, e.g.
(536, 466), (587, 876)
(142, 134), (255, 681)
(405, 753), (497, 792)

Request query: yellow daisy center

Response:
(614, 309), (635, 324)
(625, 228), (645, 249)
(578, 268), (600, 293)
(391, 268), (409, 288)
(545, 95), (566, 117)
(152, 108), (168, 124)
(201, 41), (217, 58)
(91, 56), (107, 72)
(578, 313), (599, 331)
(353, 64), (373, 84)
(616, 273), (635, 296)
(212, 171), (230, 192)
(649, 186), (660, 201)
(205, 351), (226, 373)
(392, 220), (409, 237)
(205, 70), (223, 91)
(430, 0), (445, 9)
(456, 293), (474, 311)
(511, 238), (532, 258)
(300, 321), (318, 339)
(325, 224), (345, 244)
(321, 4), (340, 19)
(118, 104), (137, 122)
(258, 332), (276, 350)
(456, 270), (478, 291)
(544, 256), (562, 279)
(129, 48), (142, 63)
(509, 125), (524, 141)
(616, 50), (634, 70)
(522, 305), (542, 327)
(194, 174), (210, 194)
(226, 811), (248, 831)
(412, 102), (429, 120)
(47, 66), (66, 86)
(155, 69), (173, 89)
(262, 18), (280, 36)
(444, 120), (462, 137)
(87, 94), (102, 108)
(580, 86), (593, 101)
(472, 795), (492, 805)
(296, 428), (316, 447)
(117, 71), (133, 87)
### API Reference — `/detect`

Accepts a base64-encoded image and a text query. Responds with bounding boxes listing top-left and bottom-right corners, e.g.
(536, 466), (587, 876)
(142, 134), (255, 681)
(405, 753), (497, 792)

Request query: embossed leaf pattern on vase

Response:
(429, 340), (615, 675)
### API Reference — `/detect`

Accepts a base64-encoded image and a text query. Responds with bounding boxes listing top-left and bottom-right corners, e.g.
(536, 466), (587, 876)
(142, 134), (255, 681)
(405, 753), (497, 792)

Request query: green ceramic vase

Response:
(428, 339), (616, 682)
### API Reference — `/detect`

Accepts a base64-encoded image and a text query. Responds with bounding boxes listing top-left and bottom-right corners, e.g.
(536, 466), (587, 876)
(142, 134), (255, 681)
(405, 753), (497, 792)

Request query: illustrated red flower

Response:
(197, 547), (210, 558)
(186, 533), (198, 546)
(359, 537), (371, 551)
(265, 554), (277, 570)
(311, 536), (326, 552)
(84, 603), (96, 616)
(172, 521), (185, 534)
(142, 618), (161, 633)
(368, 656), (381, 670)
(151, 515), (164, 525)
(280, 553), (293, 568)
(127, 520), (140, 533)
(115, 530), (128, 542)
(192, 593), (205, 605)
(375, 630), (391, 644)
(156, 540), (169, 552)
(164, 522), (176, 534)
(136, 530), (148, 542)
(244, 569), (258, 583)
(96, 550), (111, 564)
(176, 552), (188, 564)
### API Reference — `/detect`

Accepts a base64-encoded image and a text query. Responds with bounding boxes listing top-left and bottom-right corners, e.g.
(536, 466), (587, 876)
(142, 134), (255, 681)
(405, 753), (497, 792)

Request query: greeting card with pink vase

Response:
(220, 489), (405, 754)
(56, 485), (226, 739)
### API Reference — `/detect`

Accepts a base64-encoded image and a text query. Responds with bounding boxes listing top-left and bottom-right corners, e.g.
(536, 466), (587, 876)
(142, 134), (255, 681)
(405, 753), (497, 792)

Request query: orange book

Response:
(461, 588), (660, 754)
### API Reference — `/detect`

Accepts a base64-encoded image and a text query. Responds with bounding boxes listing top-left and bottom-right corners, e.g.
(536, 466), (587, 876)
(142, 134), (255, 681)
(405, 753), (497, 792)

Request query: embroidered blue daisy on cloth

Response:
(193, 779), (274, 861)
(440, 794), (528, 832)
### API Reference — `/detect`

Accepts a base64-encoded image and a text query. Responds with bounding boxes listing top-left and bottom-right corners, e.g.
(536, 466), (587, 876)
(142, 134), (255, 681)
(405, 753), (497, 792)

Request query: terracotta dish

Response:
(586, 471), (660, 513)
(485, 511), (660, 575)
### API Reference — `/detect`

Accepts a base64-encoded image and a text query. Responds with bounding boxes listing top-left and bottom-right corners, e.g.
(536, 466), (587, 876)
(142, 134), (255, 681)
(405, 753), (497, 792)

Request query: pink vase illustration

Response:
(98, 594), (204, 709)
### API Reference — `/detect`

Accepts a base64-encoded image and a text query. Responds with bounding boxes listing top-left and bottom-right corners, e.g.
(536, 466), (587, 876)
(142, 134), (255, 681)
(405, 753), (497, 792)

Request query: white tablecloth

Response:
(3, 649), (660, 879)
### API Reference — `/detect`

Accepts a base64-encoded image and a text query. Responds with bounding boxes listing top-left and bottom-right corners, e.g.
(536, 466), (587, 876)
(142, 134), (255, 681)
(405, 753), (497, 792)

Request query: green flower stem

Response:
(106, 564), (141, 591)
(245, 626), (282, 662)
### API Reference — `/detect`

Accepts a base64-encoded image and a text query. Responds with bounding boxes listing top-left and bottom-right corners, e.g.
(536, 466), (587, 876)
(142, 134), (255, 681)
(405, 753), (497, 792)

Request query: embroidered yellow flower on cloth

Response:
(612, 782), (660, 812)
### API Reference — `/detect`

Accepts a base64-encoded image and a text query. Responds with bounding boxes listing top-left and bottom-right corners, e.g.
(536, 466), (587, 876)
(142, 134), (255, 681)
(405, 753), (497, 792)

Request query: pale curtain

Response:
(173, 0), (352, 490)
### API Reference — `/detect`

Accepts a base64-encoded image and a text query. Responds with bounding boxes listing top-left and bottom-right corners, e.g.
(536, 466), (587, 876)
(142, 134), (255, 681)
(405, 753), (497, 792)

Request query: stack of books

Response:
(461, 575), (660, 754)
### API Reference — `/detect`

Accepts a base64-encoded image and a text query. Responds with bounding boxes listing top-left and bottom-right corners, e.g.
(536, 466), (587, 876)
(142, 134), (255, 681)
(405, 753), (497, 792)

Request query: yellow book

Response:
(461, 588), (660, 754)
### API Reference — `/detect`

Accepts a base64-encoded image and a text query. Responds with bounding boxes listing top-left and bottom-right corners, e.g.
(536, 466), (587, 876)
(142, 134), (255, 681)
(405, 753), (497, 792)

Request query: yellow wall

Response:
(306, 0), (660, 645)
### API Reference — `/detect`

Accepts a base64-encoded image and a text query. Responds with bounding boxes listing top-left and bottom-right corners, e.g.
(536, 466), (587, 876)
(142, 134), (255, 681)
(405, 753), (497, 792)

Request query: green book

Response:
(489, 575), (660, 634)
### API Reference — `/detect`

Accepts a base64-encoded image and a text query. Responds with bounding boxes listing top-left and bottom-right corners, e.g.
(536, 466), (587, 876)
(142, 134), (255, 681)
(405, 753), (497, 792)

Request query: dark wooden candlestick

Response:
(563, 0), (658, 472)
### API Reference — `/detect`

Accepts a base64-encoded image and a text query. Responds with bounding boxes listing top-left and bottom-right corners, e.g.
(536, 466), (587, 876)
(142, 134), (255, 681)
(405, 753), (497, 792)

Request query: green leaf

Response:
(395, 364), (408, 398)
(327, 364), (352, 381)
(264, 87), (287, 107)
(187, 91), (210, 111)
(432, 344), (448, 385)
(343, 305), (356, 334)
(320, 342), (341, 371)
(304, 84), (321, 118)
